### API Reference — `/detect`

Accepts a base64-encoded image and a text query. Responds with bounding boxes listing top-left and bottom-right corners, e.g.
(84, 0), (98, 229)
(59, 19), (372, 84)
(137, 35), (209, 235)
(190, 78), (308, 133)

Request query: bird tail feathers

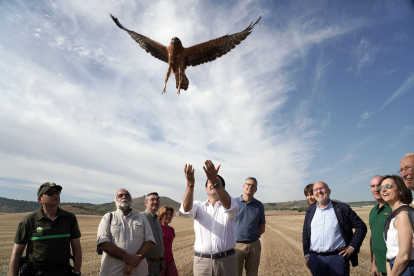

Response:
(175, 74), (189, 91)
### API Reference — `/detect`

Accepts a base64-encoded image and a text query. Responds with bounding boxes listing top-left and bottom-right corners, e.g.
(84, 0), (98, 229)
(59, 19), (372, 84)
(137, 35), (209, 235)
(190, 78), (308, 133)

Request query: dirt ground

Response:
(0, 207), (373, 275)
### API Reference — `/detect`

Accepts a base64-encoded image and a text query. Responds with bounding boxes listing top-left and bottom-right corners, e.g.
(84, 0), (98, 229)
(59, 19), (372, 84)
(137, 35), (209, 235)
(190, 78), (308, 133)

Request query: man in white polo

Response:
(180, 160), (239, 276)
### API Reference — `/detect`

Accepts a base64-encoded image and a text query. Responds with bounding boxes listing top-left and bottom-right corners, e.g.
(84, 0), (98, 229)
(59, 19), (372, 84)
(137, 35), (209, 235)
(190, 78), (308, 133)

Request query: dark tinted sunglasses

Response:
(116, 193), (130, 198)
(44, 190), (61, 196)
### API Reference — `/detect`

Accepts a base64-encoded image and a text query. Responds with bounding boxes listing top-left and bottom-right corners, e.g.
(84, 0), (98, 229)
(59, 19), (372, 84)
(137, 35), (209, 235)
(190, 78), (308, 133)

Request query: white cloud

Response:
(349, 37), (379, 76)
(1, 0), (404, 204)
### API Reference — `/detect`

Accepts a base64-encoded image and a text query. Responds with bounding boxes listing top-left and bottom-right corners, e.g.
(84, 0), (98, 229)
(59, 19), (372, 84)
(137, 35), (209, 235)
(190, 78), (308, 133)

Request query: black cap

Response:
(37, 182), (62, 197)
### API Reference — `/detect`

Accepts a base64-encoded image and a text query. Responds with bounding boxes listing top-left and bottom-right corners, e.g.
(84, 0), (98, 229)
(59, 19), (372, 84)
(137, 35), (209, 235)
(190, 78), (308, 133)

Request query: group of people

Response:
(302, 152), (414, 276)
(8, 153), (413, 276)
(8, 159), (266, 276)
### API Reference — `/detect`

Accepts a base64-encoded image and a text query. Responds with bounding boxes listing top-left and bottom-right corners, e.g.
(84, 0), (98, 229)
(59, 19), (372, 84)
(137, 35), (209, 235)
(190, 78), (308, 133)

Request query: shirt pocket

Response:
(111, 223), (121, 237)
(133, 221), (144, 237)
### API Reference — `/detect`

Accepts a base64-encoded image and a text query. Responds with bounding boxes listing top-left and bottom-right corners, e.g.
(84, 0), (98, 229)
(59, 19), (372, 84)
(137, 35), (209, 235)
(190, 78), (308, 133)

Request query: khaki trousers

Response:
(235, 239), (261, 276)
(193, 253), (237, 276)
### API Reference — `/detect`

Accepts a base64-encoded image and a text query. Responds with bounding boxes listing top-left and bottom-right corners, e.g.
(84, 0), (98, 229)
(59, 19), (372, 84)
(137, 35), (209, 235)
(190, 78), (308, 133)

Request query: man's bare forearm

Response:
(137, 241), (155, 257)
(9, 243), (25, 276)
(215, 185), (231, 209)
(99, 242), (130, 261)
(182, 186), (194, 212)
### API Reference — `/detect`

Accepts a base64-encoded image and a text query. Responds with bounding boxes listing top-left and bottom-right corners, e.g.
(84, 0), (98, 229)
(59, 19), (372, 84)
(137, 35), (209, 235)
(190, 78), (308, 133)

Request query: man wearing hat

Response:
(9, 182), (82, 276)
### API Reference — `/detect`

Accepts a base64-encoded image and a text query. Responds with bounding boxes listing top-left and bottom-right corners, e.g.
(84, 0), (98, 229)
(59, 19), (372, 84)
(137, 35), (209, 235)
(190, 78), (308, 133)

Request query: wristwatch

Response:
(74, 272), (81, 275)
(212, 182), (221, 189)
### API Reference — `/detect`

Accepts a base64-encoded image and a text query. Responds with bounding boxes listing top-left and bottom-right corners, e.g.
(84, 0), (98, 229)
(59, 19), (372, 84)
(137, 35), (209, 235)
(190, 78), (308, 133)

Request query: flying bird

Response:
(110, 14), (261, 95)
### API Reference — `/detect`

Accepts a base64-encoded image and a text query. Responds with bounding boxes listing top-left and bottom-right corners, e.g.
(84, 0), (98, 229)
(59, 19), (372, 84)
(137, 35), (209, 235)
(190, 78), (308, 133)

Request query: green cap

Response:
(37, 182), (63, 197)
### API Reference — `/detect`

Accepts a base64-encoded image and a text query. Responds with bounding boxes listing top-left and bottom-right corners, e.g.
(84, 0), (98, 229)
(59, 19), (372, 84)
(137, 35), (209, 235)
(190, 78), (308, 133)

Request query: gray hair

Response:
(403, 152), (414, 158)
(144, 192), (159, 203)
(245, 177), (258, 185)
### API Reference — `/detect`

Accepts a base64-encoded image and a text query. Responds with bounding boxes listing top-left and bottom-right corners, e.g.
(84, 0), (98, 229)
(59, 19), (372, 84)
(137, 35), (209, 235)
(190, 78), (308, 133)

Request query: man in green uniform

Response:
(369, 175), (391, 276)
(9, 182), (82, 276)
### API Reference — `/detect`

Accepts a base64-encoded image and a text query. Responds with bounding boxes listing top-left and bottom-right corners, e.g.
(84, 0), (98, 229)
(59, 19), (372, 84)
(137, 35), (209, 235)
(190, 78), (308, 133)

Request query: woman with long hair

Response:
(380, 175), (414, 275)
(158, 205), (179, 276)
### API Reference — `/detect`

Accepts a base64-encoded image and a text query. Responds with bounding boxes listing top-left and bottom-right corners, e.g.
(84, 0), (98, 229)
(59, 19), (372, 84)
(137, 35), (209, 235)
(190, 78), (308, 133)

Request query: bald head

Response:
(400, 153), (414, 191)
(313, 181), (331, 207)
(370, 175), (384, 203)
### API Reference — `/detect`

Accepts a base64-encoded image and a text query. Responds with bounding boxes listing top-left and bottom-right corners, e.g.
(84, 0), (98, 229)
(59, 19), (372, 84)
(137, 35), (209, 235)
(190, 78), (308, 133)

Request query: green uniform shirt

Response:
(14, 207), (81, 263)
(369, 203), (391, 273)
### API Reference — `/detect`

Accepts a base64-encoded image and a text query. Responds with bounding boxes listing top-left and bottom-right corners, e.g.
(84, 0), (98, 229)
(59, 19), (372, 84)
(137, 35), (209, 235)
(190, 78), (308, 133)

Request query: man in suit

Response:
(302, 181), (367, 276)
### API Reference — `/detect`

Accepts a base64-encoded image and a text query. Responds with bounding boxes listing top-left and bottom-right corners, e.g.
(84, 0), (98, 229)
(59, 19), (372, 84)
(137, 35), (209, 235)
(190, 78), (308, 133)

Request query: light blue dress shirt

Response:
(310, 201), (346, 253)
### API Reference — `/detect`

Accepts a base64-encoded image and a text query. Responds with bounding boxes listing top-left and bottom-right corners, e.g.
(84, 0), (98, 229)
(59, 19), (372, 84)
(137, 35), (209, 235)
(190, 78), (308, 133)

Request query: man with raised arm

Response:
(399, 152), (414, 191)
(368, 175), (391, 276)
(9, 182), (82, 276)
(234, 177), (266, 276)
(97, 189), (155, 276)
(180, 160), (239, 276)
(302, 181), (367, 276)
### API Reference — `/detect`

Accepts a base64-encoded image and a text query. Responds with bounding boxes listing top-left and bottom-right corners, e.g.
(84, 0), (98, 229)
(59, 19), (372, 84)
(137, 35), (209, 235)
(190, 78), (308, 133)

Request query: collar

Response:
(144, 209), (158, 218)
(116, 208), (132, 217)
(240, 195), (255, 203)
(36, 206), (65, 221)
(203, 199), (222, 207)
(316, 200), (332, 211)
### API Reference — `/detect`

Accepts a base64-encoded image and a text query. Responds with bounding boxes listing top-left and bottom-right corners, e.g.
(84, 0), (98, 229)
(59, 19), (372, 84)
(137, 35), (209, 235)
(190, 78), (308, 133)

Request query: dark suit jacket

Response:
(302, 200), (367, 267)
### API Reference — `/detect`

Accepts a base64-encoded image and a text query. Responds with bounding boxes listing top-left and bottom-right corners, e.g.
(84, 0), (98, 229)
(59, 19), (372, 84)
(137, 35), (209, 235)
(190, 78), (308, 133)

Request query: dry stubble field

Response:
(0, 207), (373, 275)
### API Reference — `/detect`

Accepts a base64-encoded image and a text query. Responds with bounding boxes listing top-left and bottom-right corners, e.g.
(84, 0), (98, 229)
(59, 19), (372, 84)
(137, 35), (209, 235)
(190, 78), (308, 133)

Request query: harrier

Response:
(110, 14), (261, 95)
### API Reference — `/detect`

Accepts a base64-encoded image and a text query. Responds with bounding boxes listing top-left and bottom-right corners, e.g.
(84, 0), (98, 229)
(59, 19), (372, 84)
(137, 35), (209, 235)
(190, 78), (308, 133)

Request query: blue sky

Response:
(0, 0), (413, 205)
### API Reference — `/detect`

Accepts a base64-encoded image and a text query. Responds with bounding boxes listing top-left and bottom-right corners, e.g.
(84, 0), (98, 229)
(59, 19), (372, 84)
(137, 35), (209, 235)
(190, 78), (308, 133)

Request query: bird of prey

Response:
(110, 14), (261, 95)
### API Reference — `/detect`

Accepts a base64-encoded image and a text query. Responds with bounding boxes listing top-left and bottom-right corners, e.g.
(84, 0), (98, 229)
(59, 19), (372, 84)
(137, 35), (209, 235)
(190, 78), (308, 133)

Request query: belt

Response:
(147, 257), (162, 262)
(237, 239), (258, 244)
(312, 250), (339, 256)
(195, 249), (235, 259)
(32, 262), (69, 271)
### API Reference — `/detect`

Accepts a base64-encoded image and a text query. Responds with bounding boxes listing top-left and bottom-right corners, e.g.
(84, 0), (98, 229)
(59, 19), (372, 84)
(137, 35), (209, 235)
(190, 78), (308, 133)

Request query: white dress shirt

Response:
(310, 201), (346, 253)
(97, 209), (156, 276)
(180, 197), (239, 254)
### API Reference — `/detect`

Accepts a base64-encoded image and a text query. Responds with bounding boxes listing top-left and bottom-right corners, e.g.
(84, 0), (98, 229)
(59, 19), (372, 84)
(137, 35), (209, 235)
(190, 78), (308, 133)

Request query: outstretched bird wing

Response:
(110, 14), (169, 63)
(184, 17), (261, 67)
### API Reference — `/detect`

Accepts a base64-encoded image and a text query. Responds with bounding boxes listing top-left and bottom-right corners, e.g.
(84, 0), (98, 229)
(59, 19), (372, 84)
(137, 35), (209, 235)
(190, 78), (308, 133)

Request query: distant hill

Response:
(0, 197), (94, 213)
(0, 196), (182, 215)
(0, 196), (377, 215)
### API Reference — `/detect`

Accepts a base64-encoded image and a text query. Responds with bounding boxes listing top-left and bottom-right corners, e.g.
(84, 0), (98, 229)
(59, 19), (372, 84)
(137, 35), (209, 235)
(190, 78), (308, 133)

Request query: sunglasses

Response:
(116, 193), (131, 198)
(378, 183), (394, 192)
(44, 190), (61, 196)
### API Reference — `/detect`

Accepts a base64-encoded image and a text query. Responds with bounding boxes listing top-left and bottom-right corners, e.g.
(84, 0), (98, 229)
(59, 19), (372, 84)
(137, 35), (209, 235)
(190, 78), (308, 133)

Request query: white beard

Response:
(116, 199), (132, 212)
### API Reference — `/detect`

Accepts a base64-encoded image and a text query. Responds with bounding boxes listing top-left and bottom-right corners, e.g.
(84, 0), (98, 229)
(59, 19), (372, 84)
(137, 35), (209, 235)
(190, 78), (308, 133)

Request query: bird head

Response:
(171, 37), (181, 44)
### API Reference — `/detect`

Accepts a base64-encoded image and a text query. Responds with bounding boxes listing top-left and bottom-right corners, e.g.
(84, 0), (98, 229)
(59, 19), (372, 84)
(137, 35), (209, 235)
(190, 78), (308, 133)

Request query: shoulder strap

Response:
(384, 205), (414, 241)
(109, 212), (113, 243)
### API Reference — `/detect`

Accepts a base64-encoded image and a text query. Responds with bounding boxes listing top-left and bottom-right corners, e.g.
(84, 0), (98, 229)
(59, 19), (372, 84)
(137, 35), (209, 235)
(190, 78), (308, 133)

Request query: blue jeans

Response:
(389, 259), (414, 275)
(148, 259), (162, 276)
(308, 252), (350, 276)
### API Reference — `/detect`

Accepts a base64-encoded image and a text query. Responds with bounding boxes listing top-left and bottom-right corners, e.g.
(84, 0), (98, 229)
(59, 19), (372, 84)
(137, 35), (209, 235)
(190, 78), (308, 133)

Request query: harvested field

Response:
(0, 207), (374, 275)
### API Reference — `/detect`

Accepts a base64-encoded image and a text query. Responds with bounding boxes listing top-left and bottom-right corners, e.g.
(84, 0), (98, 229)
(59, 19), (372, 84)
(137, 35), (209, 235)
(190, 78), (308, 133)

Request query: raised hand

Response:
(184, 164), (195, 187)
(203, 160), (218, 184)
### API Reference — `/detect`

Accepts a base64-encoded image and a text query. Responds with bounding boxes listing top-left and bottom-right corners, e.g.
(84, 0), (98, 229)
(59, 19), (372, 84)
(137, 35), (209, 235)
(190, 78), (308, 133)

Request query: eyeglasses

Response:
(378, 183), (394, 192)
(313, 187), (326, 193)
(244, 183), (257, 188)
(116, 193), (130, 198)
(44, 190), (61, 196)
(148, 198), (160, 202)
(398, 165), (414, 175)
